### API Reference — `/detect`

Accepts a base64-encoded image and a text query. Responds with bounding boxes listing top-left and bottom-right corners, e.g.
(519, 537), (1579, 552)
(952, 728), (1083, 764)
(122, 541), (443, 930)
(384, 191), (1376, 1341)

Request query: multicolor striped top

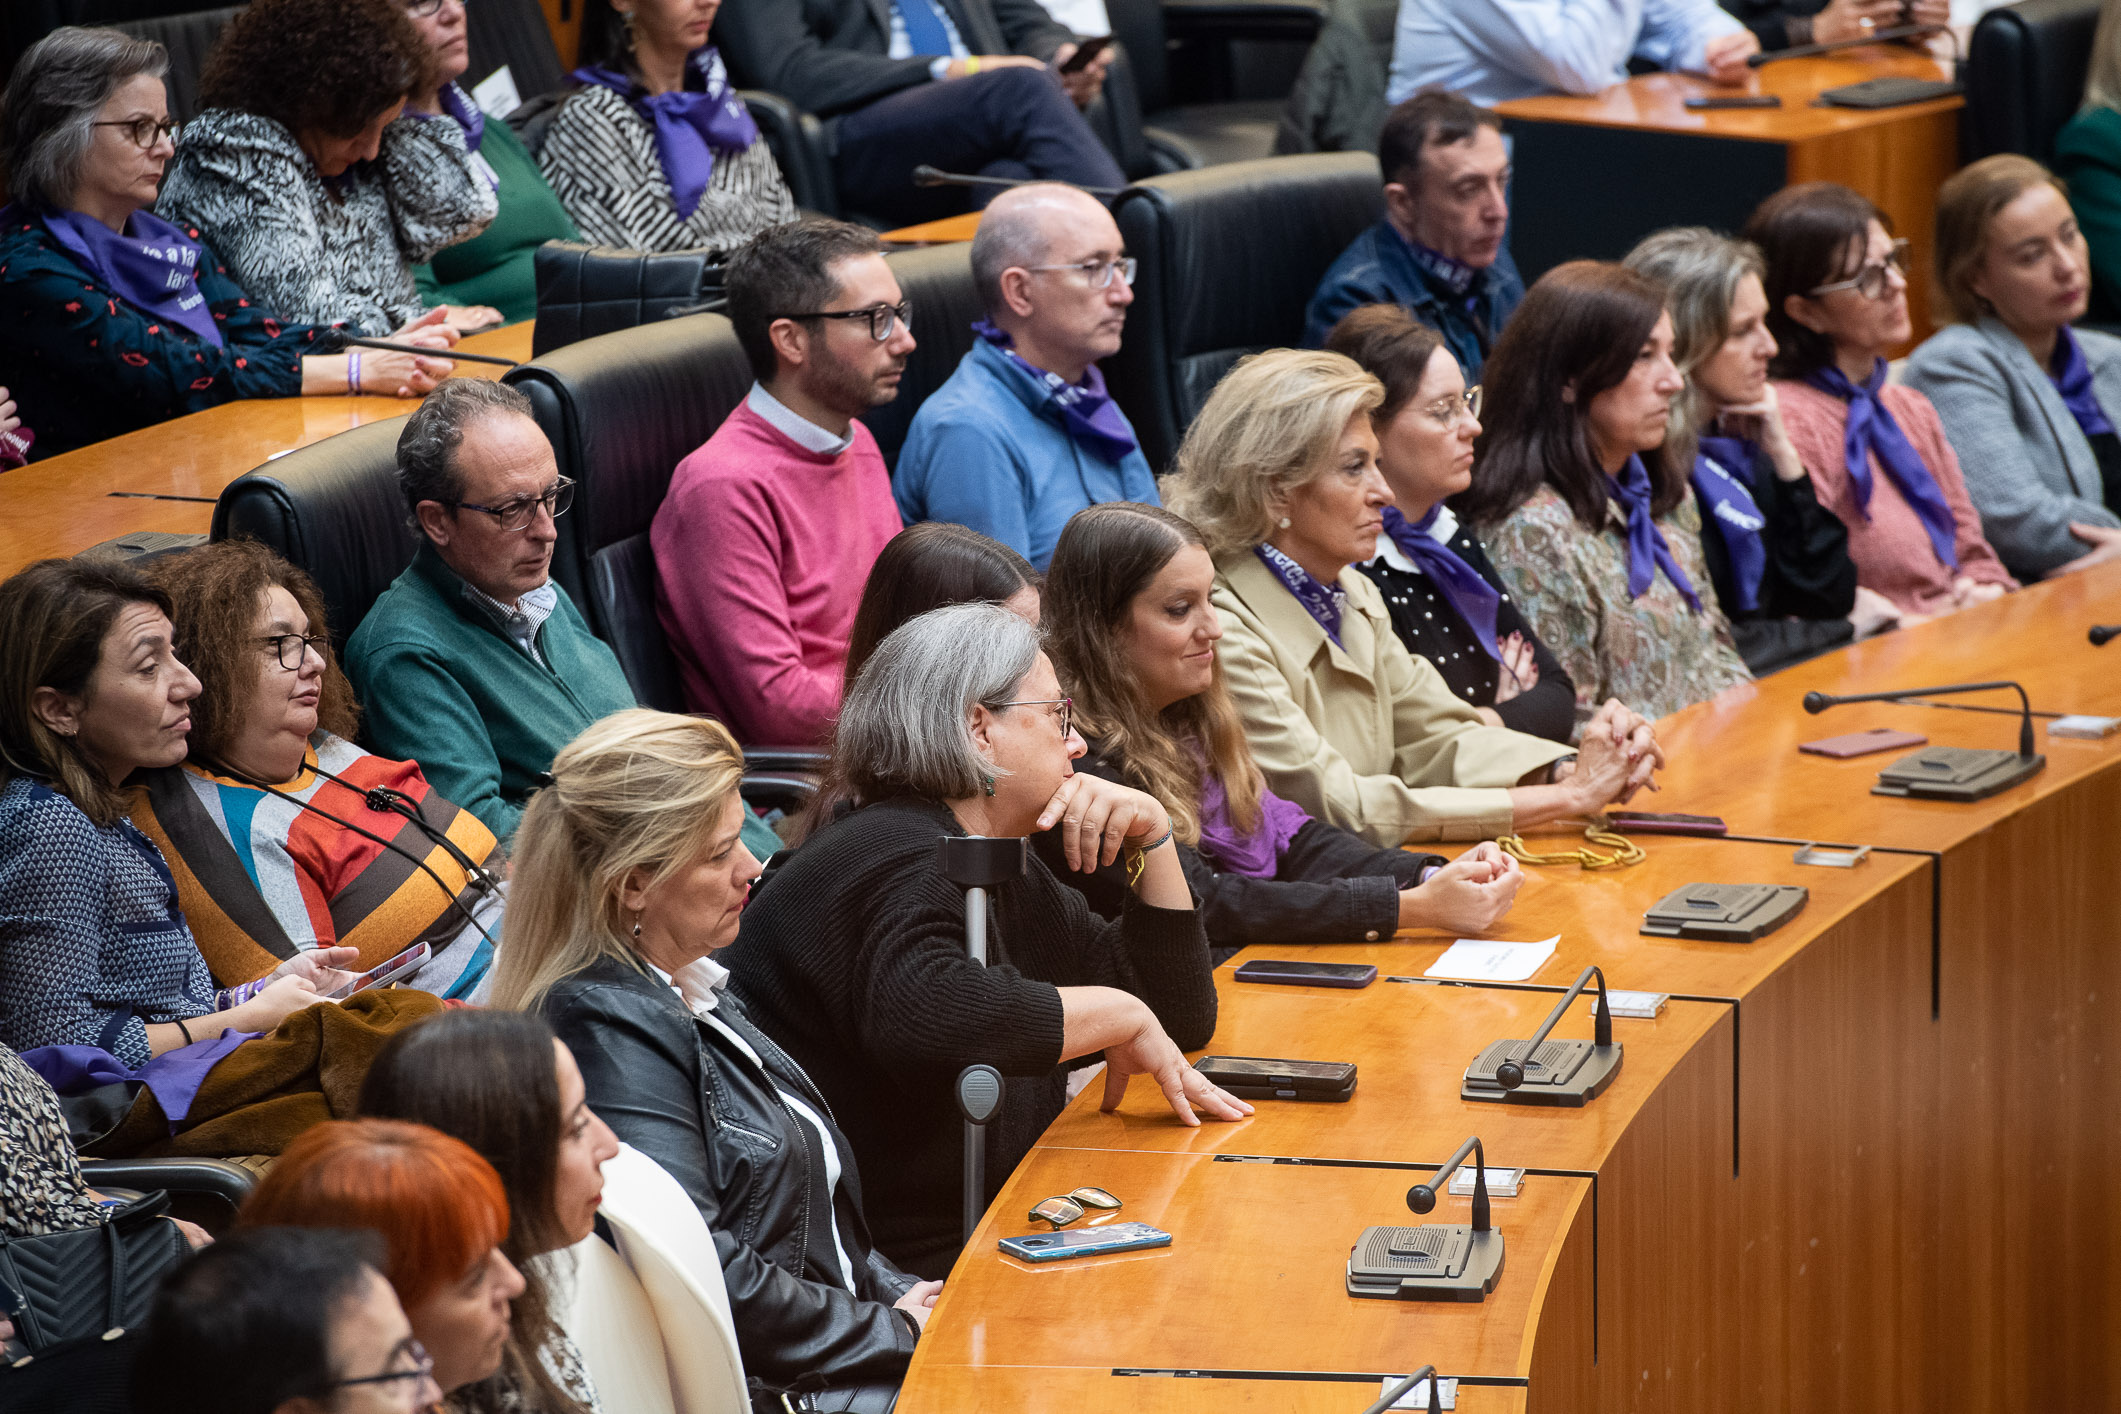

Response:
(130, 734), (500, 997)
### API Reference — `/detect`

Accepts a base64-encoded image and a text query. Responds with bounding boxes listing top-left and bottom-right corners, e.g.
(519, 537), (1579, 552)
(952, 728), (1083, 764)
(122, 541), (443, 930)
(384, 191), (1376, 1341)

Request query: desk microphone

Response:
(1409, 1134), (1493, 1232)
(1360, 1363), (1443, 1414)
(910, 164), (1123, 198)
(2092, 625), (2121, 646)
(1461, 965), (1621, 1106)
(1802, 680), (2045, 800)
(1346, 1133), (1505, 1301)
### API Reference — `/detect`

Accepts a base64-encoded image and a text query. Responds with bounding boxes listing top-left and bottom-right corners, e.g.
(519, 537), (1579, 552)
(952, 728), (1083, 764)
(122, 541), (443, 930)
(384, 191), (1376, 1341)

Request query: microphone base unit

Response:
(1346, 1224), (1504, 1302)
(1461, 1040), (1622, 1107)
(1640, 882), (1809, 942)
(1870, 747), (2045, 802)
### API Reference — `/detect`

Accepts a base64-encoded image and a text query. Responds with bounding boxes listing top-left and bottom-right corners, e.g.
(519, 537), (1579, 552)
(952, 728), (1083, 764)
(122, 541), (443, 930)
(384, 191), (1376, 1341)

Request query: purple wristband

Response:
(348, 349), (362, 395)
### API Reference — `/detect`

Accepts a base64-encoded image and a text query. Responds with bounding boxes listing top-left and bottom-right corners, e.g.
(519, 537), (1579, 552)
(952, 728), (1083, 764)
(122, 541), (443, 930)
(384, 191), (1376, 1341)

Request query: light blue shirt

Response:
(886, 0), (971, 81)
(1387, 0), (1743, 106)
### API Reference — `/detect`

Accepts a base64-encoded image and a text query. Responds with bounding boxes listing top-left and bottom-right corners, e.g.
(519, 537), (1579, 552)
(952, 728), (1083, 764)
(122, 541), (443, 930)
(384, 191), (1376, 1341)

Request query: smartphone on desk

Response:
(999, 1221), (1171, 1262)
(1683, 94), (1781, 109)
(1607, 811), (1728, 836)
(1799, 727), (1928, 759)
(1233, 959), (1377, 988)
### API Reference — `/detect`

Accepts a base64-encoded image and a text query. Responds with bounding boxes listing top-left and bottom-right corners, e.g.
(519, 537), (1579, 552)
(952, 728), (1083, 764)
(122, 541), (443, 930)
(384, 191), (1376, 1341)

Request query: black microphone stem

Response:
(1498, 965), (1610, 1088)
(340, 336), (520, 368)
(1408, 1134), (1491, 1233)
(1361, 1363), (1442, 1414)
(2091, 625), (2121, 646)
(1803, 680), (2035, 757)
(1747, 20), (1956, 64)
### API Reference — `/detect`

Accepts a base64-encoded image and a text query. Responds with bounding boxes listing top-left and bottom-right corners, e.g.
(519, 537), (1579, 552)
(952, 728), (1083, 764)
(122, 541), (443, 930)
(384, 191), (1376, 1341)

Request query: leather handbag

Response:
(532, 241), (729, 357)
(0, 1191), (190, 1362)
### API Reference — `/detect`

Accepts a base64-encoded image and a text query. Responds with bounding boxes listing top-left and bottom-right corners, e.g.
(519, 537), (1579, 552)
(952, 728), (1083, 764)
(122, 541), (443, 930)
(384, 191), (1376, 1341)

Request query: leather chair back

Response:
(464, 0), (567, 105)
(505, 313), (754, 710)
(1963, 0), (2104, 162)
(1106, 151), (1382, 471)
(533, 242), (726, 357)
(111, 5), (240, 123)
(863, 241), (983, 470)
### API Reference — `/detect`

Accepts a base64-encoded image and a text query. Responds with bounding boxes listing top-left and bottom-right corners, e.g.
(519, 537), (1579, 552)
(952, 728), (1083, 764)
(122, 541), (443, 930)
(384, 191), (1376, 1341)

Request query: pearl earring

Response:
(1278, 516), (1291, 529)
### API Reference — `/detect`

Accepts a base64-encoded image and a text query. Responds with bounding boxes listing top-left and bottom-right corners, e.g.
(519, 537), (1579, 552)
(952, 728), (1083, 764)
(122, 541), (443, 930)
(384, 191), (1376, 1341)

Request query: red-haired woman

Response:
(241, 1118), (532, 1405)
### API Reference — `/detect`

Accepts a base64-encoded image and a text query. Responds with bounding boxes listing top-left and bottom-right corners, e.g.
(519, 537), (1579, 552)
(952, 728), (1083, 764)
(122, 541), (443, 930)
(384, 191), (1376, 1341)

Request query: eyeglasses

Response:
(1029, 1187), (1122, 1227)
(92, 117), (178, 150)
(1807, 238), (1910, 301)
(330, 1339), (437, 1392)
(781, 300), (913, 342)
(258, 633), (329, 671)
(1418, 384), (1482, 428)
(991, 696), (1073, 739)
(450, 476), (575, 532)
(1023, 256), (1137, 289)
(406, 0), (464, 14)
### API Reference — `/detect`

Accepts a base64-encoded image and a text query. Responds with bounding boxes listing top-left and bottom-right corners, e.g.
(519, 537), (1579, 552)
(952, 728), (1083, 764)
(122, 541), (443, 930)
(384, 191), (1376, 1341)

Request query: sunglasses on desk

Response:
(1028, 1187), (1123, 1227)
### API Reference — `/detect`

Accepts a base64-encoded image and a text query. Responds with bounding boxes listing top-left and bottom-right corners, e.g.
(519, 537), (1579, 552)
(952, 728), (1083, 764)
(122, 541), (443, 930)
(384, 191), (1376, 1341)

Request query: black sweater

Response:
(724, 796), (1216, 1277)
(1695, 440), (1858, 676)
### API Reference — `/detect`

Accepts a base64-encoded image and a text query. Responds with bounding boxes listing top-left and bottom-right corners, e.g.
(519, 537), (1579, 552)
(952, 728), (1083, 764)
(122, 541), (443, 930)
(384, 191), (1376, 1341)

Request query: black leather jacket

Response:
(541, 956), (919, 1390)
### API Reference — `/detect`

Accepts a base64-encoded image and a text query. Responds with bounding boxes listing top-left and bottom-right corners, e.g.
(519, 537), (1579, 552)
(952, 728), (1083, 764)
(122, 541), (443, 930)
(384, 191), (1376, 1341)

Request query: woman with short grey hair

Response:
(0, 25), (451, 459)
(725, 601), (1247, 1279)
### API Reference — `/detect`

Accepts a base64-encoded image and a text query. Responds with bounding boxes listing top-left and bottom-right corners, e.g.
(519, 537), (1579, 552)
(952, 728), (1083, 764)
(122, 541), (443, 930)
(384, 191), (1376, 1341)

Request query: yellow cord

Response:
(1498, 823), (1645, 871)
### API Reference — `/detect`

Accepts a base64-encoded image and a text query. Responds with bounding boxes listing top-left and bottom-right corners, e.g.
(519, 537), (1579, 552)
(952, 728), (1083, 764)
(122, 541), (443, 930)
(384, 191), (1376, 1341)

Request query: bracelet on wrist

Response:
(1123, 822), (1175, 888)
(174, 1016), (195, 1046)
(347, 349), (363, 395)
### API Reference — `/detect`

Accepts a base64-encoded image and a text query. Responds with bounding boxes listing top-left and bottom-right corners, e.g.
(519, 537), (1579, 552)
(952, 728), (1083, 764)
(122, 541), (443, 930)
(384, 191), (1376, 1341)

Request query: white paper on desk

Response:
(1423, 936), (1559, 982)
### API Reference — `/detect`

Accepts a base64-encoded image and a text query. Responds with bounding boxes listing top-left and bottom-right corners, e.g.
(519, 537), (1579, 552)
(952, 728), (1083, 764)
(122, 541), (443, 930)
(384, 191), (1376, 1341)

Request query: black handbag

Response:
(0, 1191), (190, 1362)
(532, 241), (729, 357)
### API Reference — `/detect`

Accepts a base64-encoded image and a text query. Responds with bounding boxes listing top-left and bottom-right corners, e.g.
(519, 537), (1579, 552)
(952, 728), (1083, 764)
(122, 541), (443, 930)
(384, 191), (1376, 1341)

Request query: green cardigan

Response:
(345, 543), (634, 842)
(413, 118), (578, 324)
(2056, 106), (2121, 324)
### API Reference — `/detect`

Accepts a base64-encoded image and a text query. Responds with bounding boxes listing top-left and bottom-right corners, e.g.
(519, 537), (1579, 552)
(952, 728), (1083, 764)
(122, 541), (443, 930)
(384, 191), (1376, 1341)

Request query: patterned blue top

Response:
(0, 778), (213, 1068)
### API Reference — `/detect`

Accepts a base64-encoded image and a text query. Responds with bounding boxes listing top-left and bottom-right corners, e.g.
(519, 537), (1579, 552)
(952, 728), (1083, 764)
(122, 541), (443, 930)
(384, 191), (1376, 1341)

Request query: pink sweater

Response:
(652, 402), (902, 745)
(1774, 378), (2016, 617)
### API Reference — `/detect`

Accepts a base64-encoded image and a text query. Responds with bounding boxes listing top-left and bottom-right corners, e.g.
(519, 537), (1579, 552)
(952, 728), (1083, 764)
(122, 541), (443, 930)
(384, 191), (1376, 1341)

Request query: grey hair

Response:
(1622, 226), (1766, 468)
(969, 183), (1083, 313)
(834, 601), (1043, 802)
(0, 27), (168, 213)
(394, 378), (535, 518)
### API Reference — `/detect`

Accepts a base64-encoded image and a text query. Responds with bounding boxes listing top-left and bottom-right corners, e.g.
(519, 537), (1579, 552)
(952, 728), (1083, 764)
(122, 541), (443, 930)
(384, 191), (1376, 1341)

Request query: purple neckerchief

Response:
(1802, 358), (1958, 571)
(1255, 541), (1348, 645)
(39, 207), (223, 348)
(971, 320), (1138, 463)
(2049, 326), (2115, 439)
(1402, 233), (1478, 297)
(1196, 768), (1310, 879)
(1607, 454), (1703, 612)
(572, 47), (758, 221)
(1379, 503), (1501, 660)
(439, 81), (486, 152)
(1692, 434), (1768, 614)
(21, 1032), (254, 1132)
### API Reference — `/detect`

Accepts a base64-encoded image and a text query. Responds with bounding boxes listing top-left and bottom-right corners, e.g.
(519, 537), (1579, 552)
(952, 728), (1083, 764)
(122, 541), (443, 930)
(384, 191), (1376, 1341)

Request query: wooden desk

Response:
(881, 211), (985, 245)
(1494, 46), (1961, 343)
(0, 321), (532, 576)
(902, 1368), (1528, 1413)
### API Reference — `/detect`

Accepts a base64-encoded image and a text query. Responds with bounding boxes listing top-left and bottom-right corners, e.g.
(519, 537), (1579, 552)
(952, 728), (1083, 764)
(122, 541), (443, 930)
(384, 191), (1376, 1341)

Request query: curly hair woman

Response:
(155, 0), (500, 337)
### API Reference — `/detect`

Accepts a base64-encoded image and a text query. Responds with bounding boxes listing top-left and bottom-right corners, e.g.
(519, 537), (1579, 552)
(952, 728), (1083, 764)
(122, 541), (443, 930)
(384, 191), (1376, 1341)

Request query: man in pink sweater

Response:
(654, 219), (909, 745)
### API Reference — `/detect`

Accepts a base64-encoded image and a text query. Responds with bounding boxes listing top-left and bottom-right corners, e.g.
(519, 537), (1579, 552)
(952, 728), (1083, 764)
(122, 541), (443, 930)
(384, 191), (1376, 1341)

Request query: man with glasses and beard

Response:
(893, 183), (1158, 571)
(653, 218), (909, 746)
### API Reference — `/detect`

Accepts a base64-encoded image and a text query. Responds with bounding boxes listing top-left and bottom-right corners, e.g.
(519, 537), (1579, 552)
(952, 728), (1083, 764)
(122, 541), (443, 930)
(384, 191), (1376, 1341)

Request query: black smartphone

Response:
(1232, 959), (1377, 988)
(1058, 34), (1111, 74)
(1195, 1055), (1358, 1102)
(1683, 94), (1782, 109)
(1606, 811), (1729, 837)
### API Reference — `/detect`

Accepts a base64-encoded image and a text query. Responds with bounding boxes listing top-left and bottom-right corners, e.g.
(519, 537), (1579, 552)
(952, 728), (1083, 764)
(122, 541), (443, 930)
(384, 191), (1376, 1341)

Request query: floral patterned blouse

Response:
(1481, 484), (1753, 729)
(0, 1044), (107, 1238)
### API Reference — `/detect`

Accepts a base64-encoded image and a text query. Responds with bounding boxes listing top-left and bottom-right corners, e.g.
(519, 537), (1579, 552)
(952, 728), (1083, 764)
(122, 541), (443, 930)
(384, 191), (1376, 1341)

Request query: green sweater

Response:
(346, 543), (634, 842)
(413, 118), (578, 324)
(2056, 106), (2121, 324)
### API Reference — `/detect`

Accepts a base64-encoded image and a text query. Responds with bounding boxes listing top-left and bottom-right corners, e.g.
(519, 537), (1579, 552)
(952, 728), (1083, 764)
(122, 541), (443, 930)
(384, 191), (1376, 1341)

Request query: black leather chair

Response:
(464, 0), (567, 107)
(78, 1156), (258, 1231)
(1963, 0), (2104, 163)
(1107, 0), (1323, 168)
(1105, 151), (1381, 471)
(110, 5), (239, 123)
(862, 241), (983, 469)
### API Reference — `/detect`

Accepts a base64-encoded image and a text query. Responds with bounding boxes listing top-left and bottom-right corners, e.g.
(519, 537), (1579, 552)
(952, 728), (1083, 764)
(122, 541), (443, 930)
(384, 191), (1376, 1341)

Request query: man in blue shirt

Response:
(1387, 0), (1756, 108)
(1304, 90), (1525, 376)
(894, 183), (1159, 569)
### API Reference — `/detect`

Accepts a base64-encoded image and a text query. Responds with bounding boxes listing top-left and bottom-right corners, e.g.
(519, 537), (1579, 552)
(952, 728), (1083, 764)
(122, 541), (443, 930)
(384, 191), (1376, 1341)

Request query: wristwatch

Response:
(1547, 753), (1578, 784)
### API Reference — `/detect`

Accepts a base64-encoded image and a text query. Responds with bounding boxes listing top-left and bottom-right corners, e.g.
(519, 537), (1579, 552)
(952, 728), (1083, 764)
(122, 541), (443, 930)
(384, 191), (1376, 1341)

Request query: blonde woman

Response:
(488, 709), (938, 1409)
(1160, 349), (1661, 849)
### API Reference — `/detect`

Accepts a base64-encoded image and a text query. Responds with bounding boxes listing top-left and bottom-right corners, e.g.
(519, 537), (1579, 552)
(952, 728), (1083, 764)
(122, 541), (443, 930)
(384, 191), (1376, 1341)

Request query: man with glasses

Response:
(347, 379), (636, 841)
(653, 218), (907, 746)
(1304, 89), (1524, 378)
(893, 183), (1158, 570)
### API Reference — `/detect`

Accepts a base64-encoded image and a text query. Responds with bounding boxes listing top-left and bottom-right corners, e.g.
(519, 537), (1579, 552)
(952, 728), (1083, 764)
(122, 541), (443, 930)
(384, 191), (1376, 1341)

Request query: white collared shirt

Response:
(747, 382), (855, 457)
(461, 577), (559, 669)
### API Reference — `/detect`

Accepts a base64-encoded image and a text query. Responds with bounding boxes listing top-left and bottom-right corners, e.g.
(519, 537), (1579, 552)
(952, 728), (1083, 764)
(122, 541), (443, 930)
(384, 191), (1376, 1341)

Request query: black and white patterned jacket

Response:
(157, 108), (498, 336)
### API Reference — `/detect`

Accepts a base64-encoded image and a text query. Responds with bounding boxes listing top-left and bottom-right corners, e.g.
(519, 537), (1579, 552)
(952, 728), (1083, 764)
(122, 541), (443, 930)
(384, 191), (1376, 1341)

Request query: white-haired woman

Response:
(1162, 349), (1661, 851)
(724, 601), (1248, 1280)
(489, 709), (937, 1408)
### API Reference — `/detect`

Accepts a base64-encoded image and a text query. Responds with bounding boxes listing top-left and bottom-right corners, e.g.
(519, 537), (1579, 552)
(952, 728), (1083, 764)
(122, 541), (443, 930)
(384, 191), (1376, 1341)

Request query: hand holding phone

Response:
(324, 942), (433, 1001)
(1058, 34), (1110, 74)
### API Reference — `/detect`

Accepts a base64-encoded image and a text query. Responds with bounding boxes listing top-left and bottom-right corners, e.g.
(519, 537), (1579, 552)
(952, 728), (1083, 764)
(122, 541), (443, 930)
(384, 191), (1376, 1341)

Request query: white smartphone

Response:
(325, 942), (432, 1001)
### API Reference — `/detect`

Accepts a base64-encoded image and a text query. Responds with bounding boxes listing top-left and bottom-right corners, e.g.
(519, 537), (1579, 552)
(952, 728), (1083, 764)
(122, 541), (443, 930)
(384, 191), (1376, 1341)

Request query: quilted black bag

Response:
(532, 241), (729, 356)
(0, 1191), (189, 1362)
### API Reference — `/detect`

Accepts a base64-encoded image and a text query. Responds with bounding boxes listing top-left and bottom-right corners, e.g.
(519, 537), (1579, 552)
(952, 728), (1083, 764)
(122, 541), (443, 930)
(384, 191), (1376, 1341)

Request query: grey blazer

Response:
(1902, 317), (2121, 578)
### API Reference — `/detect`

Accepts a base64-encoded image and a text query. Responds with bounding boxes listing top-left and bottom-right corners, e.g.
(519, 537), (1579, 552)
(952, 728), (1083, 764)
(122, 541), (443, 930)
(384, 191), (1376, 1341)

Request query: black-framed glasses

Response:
(258, 633), (329, 671)
(92, 117), (178, 150)
(1029, 1186), (1122, 1227)
(780, 300), (913, 342)
(1418, 384), (1482, 428)
(991, 695), (1073, 739)
(450, 476), (574, 532)
(1807, 238), (1910, 301)
(1023, 255), (1137, 289)
(330, 1338), (437, 1392)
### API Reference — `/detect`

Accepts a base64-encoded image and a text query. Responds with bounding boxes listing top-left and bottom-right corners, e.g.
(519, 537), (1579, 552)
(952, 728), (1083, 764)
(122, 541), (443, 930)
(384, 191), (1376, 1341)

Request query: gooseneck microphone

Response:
(2092, 625), (2121, 646)
(1498, 965), (1612, 1090)
(910, 163), (1123, 198)
(1803, 680), (2036, 758)
(1360, 1363), (1444, 1414)
(1802, 680), (2046, 800)
(1408, 1134), (1492, 1234)
(1748, 21), (1955, 65)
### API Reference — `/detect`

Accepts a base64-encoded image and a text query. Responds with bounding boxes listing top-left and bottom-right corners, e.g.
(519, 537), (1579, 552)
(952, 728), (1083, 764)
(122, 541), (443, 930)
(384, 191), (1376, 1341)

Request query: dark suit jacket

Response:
(716, 0), (1076, 119)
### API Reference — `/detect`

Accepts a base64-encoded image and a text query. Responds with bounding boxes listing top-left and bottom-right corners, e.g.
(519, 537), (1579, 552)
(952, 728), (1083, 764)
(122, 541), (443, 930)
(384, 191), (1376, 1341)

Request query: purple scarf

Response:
(1692, 434), (1768, 614)
(22, 1032), (254, 1133)
(438, 81), (486, 152)
(2049, 326), (2115, 439)
(972, 320), (1139, 463)
(1803, 358), (1958, 571)
(1378, 504), (1501, 659)
(1256, 541), (1348, 645)
(1607, 454), (1703, 613)
(1197, 769), (1310, 878)
(573, 47), (759, 221)
(40, 207), (223, 348)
